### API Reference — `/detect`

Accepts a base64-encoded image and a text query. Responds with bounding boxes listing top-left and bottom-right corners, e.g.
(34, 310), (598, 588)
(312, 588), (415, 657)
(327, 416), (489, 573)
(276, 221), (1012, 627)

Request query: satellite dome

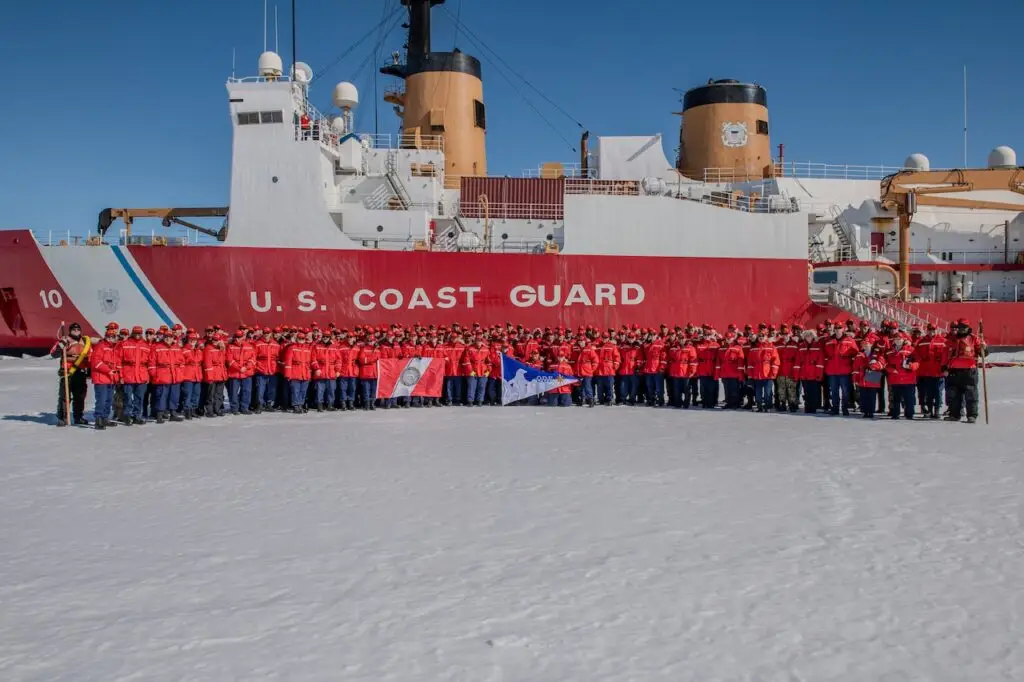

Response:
(258, 51), (283, 78)
(329, 115), (346, 134)
(904, 153), (930, 171)
(987, 145), (1017, 169)
(290, 61), (312, 84)
(332, 82), (359, 110)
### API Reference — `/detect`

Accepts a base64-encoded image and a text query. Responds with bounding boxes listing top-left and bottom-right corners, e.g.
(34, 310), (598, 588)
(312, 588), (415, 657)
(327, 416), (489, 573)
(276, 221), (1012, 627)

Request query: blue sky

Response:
(1, 0), (1017, 236)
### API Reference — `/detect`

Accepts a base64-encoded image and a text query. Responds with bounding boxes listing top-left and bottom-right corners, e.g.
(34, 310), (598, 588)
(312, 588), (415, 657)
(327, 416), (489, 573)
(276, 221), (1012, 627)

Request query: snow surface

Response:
(1, 358), (1023, 681)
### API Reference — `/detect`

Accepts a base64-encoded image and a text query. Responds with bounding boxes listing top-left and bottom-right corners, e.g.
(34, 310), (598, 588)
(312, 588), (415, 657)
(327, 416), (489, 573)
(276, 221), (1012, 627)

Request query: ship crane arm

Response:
(98, 207), (229, 241)
(880, 168), (1024, 300)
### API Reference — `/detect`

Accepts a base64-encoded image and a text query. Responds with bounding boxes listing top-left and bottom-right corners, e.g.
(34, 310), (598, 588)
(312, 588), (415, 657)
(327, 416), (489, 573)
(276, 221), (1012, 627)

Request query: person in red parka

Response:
(117, 325), (150, 425)
(149, 333), (185, 423)
(852, 339), (886, 419)
(886, 336), (920, 420)
(574, 337), (599, 407)
(695, 331), (721, 408)
(254, 328), (281, 413)
(443, 335), (466, 406)
(746, 333), (780, 412)
(202, 332), (228, 417)
(180, 332), (203, 419)
(225, 330), (255, 415)
(666, 336), (698, 408)
(641, 333), (667, 407)
(594, 336), (620, 406)
(461, 336), (491, 406)
(944, 317), (986, 423)
(284, 331), (313, 413)
(89, 326), (121, 430)
(824, 328), (859, 416)
(335, 336), (359, 410)
(356, 338), (380, 410)
(311, 334), (338, 411)
(617, 335), (641, 405)
(716, 333), (747, 409)
(547, 352), (574, 407)
(775, 326), (800, 412)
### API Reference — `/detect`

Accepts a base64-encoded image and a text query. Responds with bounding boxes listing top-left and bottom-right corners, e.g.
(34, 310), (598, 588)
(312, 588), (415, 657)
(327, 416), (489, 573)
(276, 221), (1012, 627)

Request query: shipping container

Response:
(460, 177), (564, 220)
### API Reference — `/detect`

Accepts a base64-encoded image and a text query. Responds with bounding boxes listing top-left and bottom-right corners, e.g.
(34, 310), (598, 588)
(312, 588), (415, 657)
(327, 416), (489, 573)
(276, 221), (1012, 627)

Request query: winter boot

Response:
(170, 412), (184, 422)
(316, 404), (325, 413)
(56, 418), (67, 427)
(122, 416), (134, 426)
(95, 418), (106, 431)
(293, 406), (303, 414)
(74, 416), (89, 426)
(347, 401), (355, 411)
(105, 417), (117, 427)
(966, 416), (977, 424)
(156, 412), (165, 424)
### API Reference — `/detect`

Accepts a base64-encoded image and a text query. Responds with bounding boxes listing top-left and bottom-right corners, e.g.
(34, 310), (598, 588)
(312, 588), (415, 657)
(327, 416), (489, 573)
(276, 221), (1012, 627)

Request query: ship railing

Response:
(360, 133), (445, 152)
(902, 249), (1024, 265)
(703, 162), (909, 183)
(458, 202), (565, 221)
(31, 229), (211, 248)
(226, 75), (295, 84)
(565, 179), (641, 196)
(522, 163), (595, 179)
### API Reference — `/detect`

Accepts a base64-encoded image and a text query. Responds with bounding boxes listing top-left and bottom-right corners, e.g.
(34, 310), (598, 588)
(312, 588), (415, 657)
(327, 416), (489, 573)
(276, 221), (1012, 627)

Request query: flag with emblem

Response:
(376, 357), (444, 399)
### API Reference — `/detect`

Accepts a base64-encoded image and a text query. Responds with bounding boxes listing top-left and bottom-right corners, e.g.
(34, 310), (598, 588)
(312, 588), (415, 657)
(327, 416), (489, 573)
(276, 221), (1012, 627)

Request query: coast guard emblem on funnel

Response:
(98, 288), (120, 315)
(721, 122), (748, 148)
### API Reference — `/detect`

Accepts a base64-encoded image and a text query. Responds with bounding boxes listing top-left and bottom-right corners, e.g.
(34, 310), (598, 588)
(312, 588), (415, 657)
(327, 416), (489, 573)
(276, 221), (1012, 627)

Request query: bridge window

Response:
(260, 110), (284, 124)
(474, 100), (486, 129)
(812, 270), (838, 285)
(237, 112), (260, 125)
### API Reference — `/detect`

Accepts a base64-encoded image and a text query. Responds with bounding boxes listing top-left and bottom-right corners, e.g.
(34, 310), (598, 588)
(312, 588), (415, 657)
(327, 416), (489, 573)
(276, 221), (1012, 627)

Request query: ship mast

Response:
(382, 0), (487, 188)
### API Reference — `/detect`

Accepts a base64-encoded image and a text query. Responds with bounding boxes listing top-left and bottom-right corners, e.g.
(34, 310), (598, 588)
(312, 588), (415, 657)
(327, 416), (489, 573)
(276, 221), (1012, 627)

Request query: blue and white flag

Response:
(500, 353), (579, 406)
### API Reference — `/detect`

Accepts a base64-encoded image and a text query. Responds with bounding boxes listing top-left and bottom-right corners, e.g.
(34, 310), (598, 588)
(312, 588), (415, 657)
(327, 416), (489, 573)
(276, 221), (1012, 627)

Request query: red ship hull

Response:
(3, 230), (1023, 351)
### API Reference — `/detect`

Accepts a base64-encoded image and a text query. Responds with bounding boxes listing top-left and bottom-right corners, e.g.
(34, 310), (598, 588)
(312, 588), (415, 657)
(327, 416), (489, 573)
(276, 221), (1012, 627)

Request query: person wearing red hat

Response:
(695, 328), (721, 408)
(852, 337), (886, 419)
(442, 333), (466, 406)
(282, 332), (313, 413)
(796, 329), (825, 413)
(885, 336), (920, 420)
(716, 332), (747, 409)
(117, 325), (151, 425)
(573, 336), (599, 407)
(462, 336), (491, 406)
(50, 321), (92, 426)
(776, 326), (800, 412)
(311, 332), (339, 411)
(88, 324), (122, 430)
(356, 337), (380, 410)
(336, 334), (360, 410)
(202, 331), (228, 417)
(945, 317), (986, 423)
(823, 325), (858, 416)
(149, 333), (185, 423)
(180, 332), (203, 419)
(225, 330), (255, 415)
(746, 330), (780, 412)
(641, 331), (667, 407)
(617, 333), (641, 405)
(595, 334), (621, 405)
(254, 328), (281, 412)
(913, 322), (947, 419)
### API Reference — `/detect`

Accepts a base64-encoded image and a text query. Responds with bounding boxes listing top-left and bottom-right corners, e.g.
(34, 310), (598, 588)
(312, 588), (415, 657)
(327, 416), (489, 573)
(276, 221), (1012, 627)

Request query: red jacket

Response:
(254, 339), (281, 376)
(461, 345), (491, 376)
(550, 360), (574, 393)
(666, 343), (698, 378)
(202, 343), (227, 383)
(947, 333), (983, 370)
(225, 341), (255, 380)
(283, 343), (313, 381)
(913, 336), (947, 377)
(796, 342), (825, 382)
(885, 347), (920, 385)
(618, 345), (641, 375)
(515, 339), (539, 361)
(695, 340), (720, 377)
(641, 339), (667, 374)
(312, 344), (339, 380)
(746, 343), (780, 380)
(574, 344), (599, 377)
(444, 342), (465, 376)
(852, 352), (886, 388)
(336, 344), (359, 378)
(596, 342), (621, 376)
(182, 345), (202, 383)
(89, 340), (121, 386)
(824, 335), (859, 375)
(357, 346), (380, 380)
(149, 344), (184, 385)
(117, 338), (150, 385)
(715, 344), (746, 380)
(776, 338), (799, 379)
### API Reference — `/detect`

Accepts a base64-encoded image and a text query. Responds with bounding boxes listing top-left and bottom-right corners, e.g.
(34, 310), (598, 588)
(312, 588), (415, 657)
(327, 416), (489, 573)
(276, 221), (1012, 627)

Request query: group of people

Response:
(50, 316), (988, 430)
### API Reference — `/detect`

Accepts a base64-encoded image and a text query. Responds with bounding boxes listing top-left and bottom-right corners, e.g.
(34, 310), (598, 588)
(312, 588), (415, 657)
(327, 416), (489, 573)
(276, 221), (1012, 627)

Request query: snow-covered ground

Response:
(1, 358), (1023, 681)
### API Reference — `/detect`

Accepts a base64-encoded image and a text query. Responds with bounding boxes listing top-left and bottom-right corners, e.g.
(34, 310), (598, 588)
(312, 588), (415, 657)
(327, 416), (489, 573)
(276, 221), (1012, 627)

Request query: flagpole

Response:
(963, 64), (968, 168)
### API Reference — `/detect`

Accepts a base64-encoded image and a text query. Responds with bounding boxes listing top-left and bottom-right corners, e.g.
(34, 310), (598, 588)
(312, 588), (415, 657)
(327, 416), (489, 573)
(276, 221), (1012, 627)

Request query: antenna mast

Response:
(263, 0), (267, 52)
(963, 65), (968, 168)
(291, 0), (297, 76)
(275, 4), (279, 52)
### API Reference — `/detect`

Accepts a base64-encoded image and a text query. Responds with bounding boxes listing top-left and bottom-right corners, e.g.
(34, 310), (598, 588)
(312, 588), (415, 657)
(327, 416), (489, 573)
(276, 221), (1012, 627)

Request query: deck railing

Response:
(703, 162), (909, 183)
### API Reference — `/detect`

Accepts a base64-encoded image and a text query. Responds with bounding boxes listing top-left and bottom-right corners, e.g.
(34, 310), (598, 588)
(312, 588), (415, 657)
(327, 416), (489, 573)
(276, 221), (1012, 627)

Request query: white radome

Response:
(904, 153), (930, 171)
(290, 61), (313, 84)
(332, 82), (359, 110)
(257, 51), (283, 77)
(987, 145), (1017, 169)
(329, 116), (346, 134)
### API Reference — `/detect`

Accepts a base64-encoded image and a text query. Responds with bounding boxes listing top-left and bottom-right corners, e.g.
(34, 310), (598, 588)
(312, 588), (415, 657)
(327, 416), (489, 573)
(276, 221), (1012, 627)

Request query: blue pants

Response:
(315, 378), (335, 406)
(154, 383), (181, 414)
(444, 376), (462, 404)
(644, 373), (665, 405)
(122, 382), (148, 420)
(890, 384), (916, 419)
(466, 376), (486, 404)
(722, 377), (743, 408)
(227, 377), (253, 413)
(180, 380), (201, 411)
(93, 384), (114, 420)
(547, 392), (572, 406)
(859, 386), (878, 417)
(617, 375), (638, 404)
(828, 374), (852, 412)
(581, 376), (594, 402)
(595, 376), (613, 404)
(668, 377), (691, 407)
(336, 377), (356, 404)
(256, 374), (278, 408)
(487, 377), (501, 404)
(290, 379), (310, 408)
(917, 376), (941, 414)
(753, 379), (774, 407)
(802, 380), (822, 412)
(699, 376), (719, 407)
(359, 379), (377, 404)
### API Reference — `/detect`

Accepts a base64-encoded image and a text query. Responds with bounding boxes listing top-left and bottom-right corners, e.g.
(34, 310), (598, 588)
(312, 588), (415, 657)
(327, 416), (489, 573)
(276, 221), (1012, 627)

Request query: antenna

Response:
(291, 0), (297, 80)
(275, 4), (279, 52)
(963, 65), (968, 168)
(232, 47), (236, 78)
(263, 0), (268, 52)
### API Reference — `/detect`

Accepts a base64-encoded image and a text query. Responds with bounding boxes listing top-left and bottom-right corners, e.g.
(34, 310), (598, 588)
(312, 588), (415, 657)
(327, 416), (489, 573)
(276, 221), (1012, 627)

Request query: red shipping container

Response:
(460, 177), (564, 220)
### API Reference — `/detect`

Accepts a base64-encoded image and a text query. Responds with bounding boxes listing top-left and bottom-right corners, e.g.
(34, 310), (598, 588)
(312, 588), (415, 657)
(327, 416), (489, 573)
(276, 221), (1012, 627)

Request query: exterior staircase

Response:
(384, 151), (412, 210)
(828, 205), (857, 261)
(827, 285), (950, 333)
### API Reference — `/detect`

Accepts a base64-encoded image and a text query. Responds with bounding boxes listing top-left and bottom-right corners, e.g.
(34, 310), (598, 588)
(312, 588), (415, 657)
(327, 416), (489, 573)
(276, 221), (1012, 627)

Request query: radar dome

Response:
(290, 61), (313, 84)
(332, 82), (359, 110)
(904, 153), (930, 171)
(258, 51), (283, 77)
(329, 115), (346, 134)
(987, 145), (1017, 169)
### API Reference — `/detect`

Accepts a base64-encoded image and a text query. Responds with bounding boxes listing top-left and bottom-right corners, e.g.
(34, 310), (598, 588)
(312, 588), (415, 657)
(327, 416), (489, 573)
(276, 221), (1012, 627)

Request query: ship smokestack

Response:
(580, 130), (590, 177)
(382, 0), (487, 189)
(677, 79), (770, 182)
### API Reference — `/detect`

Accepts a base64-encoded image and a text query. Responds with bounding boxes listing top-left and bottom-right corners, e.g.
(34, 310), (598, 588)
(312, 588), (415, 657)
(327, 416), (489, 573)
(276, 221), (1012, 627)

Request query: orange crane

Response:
(97, 207), (229, 241)
(880, 168), (1024, 300)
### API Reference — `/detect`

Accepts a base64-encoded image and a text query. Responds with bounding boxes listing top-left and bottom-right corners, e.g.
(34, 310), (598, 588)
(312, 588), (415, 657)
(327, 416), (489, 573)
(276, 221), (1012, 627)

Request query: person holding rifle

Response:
(50, 321), (92, 426)
(944, 317), (987, 424)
